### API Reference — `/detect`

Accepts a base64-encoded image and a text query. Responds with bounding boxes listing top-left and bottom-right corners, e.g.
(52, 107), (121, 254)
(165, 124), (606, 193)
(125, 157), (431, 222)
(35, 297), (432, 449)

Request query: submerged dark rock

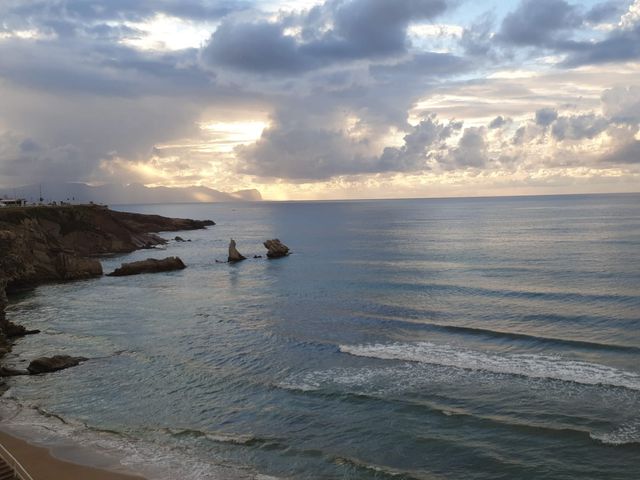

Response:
(263, 239), (290, 258)
(27, 355), (87, 374)
(174, 236), (186, 242)
(0, 366), (29, 377)
(228, 239), (246, 263)
(107, 257), (187, 276)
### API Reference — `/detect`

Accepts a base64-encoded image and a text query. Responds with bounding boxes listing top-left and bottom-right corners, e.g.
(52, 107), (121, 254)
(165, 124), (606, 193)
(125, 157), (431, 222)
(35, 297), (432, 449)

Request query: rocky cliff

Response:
(0, 204), (214, 356)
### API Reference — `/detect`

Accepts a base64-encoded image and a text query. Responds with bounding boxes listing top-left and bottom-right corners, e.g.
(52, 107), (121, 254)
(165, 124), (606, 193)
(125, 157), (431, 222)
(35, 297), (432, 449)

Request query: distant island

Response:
(0, 182), (262, 205)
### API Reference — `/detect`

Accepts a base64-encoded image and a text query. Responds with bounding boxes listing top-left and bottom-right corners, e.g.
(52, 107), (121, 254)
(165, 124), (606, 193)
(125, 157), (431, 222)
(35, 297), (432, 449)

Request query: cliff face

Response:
(0, 205), (214, 354)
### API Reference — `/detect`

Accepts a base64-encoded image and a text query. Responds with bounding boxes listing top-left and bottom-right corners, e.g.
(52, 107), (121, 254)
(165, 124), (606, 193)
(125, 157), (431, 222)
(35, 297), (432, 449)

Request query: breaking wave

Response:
(339, 342), (640, 391)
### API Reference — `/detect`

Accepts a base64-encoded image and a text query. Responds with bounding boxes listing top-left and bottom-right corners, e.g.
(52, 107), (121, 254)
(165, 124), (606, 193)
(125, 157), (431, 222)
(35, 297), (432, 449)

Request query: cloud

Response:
(489, 116), (508, 129)
(2, 0), (247, 24)
(562, 24), (640, 66)
(601, 85), (640, 123)
(236, 114), (461, 180)
(202, 0), (451, 74)
(602, 140), (640, 164)
(369, 52), (469, 80)
(1, 0), (639, 197)
(498, 0), (582, 47)
(551, 113), (610, 140)
(0, 132), (90, 185)
(443, 127), (487, 169)
(202, 21), (311, 73)
(535, 108), (559, 126)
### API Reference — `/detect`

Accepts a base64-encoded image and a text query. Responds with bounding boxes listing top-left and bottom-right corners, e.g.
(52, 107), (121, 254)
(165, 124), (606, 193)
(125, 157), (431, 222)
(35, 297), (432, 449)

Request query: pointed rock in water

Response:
(27, 355), (88, 374)
(263, 239), (290, 258)
(107, 257), (186, 276)
(228, 239), (246, 263)
(174, 236), (186, 242)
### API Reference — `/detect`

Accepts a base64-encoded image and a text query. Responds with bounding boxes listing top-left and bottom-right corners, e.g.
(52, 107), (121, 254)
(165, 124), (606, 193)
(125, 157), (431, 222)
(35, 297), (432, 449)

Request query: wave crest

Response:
(339, 342), (640, 391)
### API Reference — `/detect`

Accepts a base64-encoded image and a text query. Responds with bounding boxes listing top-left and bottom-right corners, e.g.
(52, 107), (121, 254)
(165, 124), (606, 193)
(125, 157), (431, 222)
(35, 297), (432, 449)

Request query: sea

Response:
(2, 194), (639, 479)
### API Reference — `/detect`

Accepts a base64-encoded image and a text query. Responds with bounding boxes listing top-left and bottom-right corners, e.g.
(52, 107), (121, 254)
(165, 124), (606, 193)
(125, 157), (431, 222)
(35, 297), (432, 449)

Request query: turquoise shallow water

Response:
(3, 194), (640, 479)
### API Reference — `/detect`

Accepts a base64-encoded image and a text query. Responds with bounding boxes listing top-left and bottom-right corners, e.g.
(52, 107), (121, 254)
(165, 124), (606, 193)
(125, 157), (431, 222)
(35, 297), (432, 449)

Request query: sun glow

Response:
(117, 14), (214, 51)
(197, 121), (268, 152)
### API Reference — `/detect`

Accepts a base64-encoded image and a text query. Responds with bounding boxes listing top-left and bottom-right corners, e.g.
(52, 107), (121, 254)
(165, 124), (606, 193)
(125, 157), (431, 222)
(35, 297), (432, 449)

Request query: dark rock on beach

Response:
(27, 355), (88, 374)
(264, 239), (290, 258)
(108, 257), (187, 276)
(228, 239), (246, 263)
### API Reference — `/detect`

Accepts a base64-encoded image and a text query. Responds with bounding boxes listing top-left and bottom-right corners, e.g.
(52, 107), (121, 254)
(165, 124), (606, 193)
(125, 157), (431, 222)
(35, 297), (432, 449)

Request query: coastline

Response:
(0, 428), (146, 480)
(0, 205), (219, 479)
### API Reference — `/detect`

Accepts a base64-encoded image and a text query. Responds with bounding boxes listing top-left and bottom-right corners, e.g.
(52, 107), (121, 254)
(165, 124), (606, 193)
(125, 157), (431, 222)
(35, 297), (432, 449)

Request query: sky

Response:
(0, 0), (639, 200)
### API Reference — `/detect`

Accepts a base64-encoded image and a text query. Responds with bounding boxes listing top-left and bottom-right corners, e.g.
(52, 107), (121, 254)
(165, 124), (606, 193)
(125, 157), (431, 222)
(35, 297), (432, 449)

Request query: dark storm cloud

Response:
(497, 0), (582, 47)
(562, 25), (640, 66)
(493, 0), (640, 67)
(202, 0), (450, 74)
(585, 1), (627, 23)
(3, 0), (248, 23)
(202, 21), (313, 74)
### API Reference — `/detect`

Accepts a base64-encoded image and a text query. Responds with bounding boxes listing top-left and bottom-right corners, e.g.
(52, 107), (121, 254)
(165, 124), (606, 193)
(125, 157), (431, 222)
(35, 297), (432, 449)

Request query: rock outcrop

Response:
(27, 355), (88, 374)
(0, 205), (214, 362)
(263, 239), (290, 258)
(107, 257), (187, 276)
(228, 239), (246, 263)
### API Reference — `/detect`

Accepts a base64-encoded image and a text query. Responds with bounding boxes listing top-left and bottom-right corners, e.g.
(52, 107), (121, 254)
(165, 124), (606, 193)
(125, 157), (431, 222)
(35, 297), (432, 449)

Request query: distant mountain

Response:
(0, 183), (262, 205)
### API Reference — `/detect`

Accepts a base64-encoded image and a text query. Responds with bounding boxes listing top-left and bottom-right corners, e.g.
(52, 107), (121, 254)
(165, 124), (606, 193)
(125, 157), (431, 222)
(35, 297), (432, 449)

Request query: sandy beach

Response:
(0, 429), (145, 480)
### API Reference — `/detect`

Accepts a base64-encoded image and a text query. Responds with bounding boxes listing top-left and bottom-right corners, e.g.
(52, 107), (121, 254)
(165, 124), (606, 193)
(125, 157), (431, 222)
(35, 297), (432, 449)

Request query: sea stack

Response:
(228, 239), (246, 263)
(263, 239), (290, 258)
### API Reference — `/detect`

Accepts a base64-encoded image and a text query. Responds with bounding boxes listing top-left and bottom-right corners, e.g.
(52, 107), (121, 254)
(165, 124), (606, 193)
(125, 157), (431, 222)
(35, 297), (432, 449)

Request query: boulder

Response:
(107, 257), (186, 276)
(4, 321), (40, 338)
(0, 366), (29, 377)
(263, 239), (290, 258)
(174, 236), (186, 242)
(27, 355), (87, 374)
(228, 239), (246, 263)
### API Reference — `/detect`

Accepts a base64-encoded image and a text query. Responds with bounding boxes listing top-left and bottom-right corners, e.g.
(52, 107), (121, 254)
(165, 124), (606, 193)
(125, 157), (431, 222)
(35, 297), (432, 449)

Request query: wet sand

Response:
(0, 429), (146, 480)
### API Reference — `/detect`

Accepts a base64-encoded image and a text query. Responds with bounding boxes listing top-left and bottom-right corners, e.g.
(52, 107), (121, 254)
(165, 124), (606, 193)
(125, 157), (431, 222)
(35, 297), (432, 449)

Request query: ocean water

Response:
(2, 194), (640, 479)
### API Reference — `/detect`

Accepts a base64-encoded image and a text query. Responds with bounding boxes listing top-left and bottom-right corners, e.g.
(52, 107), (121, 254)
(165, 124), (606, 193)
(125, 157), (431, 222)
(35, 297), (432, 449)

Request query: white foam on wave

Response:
(0, 397), (272, 480)
(339, 342), (640, 391)
(590, 418), (640, 445)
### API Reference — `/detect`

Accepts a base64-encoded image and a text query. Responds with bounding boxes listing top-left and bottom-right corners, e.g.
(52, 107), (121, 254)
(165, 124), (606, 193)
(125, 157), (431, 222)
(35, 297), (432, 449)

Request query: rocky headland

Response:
(0, 204), (214, 371)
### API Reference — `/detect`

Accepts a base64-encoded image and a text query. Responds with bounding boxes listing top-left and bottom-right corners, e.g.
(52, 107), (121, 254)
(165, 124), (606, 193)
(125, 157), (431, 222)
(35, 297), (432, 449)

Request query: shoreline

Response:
(0, 206), (220, 479)
(0, 427), (146, 480)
